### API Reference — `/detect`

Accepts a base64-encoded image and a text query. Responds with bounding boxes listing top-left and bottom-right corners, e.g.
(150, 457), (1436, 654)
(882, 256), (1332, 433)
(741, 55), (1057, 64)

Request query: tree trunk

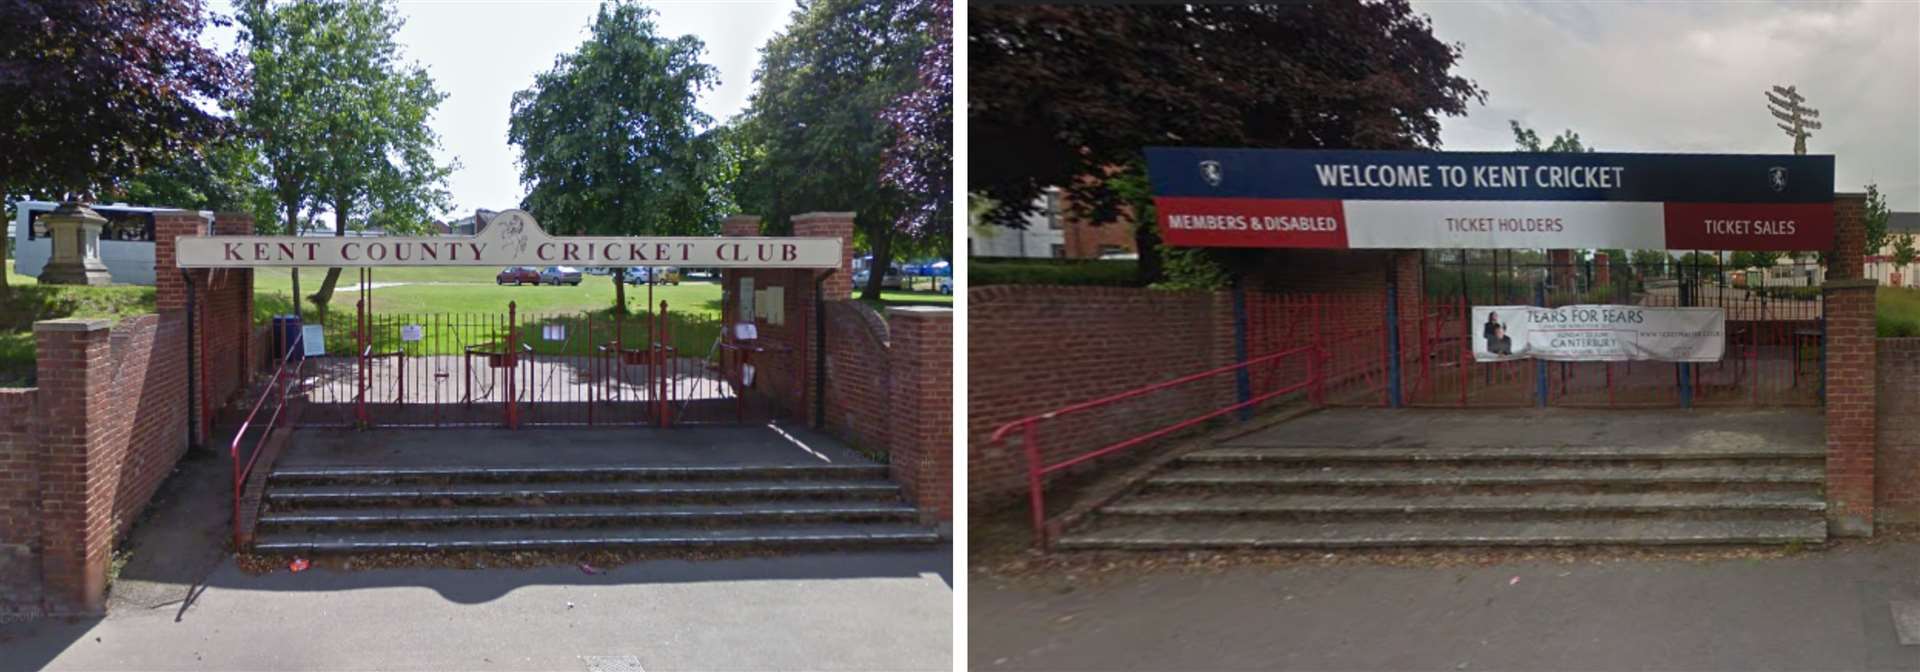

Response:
(1134, 219), (1164, 285)
(612, 268), (627, 315)
(0, 222), (10, 296)
(860, 224), (893, 301)
(309, 198), (351, 314)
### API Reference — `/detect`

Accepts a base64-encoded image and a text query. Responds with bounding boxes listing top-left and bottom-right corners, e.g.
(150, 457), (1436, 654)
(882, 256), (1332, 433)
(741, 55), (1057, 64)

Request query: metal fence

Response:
(295, 299), (776, 428)
(1229, 251), (1824, 408)
(1408, 249), (1824, 408)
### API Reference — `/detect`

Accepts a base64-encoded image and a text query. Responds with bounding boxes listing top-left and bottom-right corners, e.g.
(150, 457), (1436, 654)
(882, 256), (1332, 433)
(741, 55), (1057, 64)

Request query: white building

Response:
(10, 201), (211, 285)
(968, 190), (1064, 258)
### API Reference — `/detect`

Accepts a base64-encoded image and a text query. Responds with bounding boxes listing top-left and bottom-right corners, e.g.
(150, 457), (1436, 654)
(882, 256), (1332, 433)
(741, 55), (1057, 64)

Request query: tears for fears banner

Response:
(1147, 147), (1836, 251)
(1471, 305), (1726, 363)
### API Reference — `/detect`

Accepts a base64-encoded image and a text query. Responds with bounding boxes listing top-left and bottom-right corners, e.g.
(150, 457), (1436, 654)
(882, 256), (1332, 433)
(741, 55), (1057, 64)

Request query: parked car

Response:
(540, 266), (583, 286)
(496, 266), (541, 285)
(936, 275), (953, 294)
(853, 265), (905, 290)
(623, 267), (682, 285)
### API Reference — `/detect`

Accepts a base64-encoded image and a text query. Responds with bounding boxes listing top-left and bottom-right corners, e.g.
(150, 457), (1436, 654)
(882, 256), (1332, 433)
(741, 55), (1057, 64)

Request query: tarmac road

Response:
(2, 549), (952, 671)
(971, 541), (1920, 671)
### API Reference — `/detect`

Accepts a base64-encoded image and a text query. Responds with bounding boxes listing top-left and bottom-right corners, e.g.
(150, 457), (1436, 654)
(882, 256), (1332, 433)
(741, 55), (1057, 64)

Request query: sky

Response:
(1417, 0), (1920, 211)
(206, 0), (794, 221)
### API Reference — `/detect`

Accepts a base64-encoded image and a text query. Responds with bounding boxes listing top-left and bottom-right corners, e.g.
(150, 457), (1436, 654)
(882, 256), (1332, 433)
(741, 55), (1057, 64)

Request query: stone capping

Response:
(885, 305), (953, 317)
(831, 300), (891, 349)
(791, 212), (856, 224)
(33, 318), (111, 333)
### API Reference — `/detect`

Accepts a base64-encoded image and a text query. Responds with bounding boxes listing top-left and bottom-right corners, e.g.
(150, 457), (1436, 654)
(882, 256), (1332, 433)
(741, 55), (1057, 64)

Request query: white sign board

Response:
(1472, 305), (1725, 363)
(175, 209), (842, 269)
(400, 324), (424, 342)
(301, 325), (327, 357)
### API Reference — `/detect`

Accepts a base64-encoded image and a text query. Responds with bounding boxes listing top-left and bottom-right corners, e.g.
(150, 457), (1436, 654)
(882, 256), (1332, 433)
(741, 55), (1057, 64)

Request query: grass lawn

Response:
(1, 260), (157, 386)
(252, 266), (727, 318)
(1879, 286), (1920, 336)
(1, 261), (950, 384)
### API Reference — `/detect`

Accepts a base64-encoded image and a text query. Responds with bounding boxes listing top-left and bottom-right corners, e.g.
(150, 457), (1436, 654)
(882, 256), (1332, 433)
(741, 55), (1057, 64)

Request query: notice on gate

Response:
(1471, 305), (1724, 363)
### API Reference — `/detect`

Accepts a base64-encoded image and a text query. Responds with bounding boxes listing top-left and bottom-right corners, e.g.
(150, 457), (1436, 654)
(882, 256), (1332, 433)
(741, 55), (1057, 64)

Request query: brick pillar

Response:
(33, 319), (115, 614)
(1387, 250), (1425, 405)
(886, 306), (952, 523)
(792, 212), (856, 426)
(152, 211), (204, 313)
(152, 212), (210, 444)
(1595, 252), (1612, 287)
(1549, 249), (1576, 291)
(792, 212), (855, 300)
(214, 213), (257, 380)
(1825, 193), (1875, 536)
(721, 215), (761, 238)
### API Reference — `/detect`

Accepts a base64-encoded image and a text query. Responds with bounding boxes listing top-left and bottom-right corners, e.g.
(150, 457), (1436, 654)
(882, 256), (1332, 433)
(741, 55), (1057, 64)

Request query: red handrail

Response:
(989, 345), (1325, 548)
(231, 336), (306, 546)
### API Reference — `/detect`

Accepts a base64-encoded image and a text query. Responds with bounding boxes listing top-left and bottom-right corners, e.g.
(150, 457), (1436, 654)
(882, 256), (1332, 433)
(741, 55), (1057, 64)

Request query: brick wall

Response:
(969, 249), (1419, 511)
(722, 214), (952, 521)
(0, 210), (257, 618)
(816, 303), (953, 520)
(1874, 338), (1920, 523)
(886, 308), (953, 520)
(0, 387), (40, 620)
(968, 286), (1237, 510)
(822, 302), (892, 451)
(1825, 194), (1875, 536)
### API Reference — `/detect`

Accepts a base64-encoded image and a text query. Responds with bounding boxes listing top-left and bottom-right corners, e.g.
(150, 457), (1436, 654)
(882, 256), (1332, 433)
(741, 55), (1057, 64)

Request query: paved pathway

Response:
(4, 550), (952, 671)
(972, 542), (1920, 670)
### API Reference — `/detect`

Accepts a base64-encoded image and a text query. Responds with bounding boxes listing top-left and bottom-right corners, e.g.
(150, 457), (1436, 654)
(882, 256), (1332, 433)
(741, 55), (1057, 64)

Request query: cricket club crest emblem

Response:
(1768, 166), (1788, 192)
(1199, 160), (1224, 187)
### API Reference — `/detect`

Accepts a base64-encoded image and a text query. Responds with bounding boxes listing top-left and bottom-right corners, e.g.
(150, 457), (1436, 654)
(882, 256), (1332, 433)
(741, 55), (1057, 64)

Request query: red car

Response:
(496, 266), (541, 285)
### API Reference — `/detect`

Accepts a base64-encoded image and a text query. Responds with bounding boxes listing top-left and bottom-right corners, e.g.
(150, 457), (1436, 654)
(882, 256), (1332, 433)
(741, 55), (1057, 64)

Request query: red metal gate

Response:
(1246, 284), (1822, 409)
(294, 295), (784, 428)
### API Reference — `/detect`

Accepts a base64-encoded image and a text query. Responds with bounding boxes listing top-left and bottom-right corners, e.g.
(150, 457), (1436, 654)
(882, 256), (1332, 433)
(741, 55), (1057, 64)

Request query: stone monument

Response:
(37, 201), (113, 285)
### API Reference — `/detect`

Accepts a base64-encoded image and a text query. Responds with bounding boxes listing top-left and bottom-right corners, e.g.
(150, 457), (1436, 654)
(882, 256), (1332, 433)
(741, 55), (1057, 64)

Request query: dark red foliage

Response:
(969, 1), (1486, 228)
(879, 0), (952, 239)
(0, 0), (241, 199)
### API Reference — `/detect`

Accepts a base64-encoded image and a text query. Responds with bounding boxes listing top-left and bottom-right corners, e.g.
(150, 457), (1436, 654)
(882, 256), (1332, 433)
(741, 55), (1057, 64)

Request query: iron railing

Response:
(989, 345), (1324, 548)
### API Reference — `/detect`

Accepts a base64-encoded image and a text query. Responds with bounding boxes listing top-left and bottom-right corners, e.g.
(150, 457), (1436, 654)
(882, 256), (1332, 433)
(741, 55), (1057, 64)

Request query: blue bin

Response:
(272, 315), (305, 361)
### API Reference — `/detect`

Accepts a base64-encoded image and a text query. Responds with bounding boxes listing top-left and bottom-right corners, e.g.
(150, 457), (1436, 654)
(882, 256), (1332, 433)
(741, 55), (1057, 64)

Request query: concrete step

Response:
(1101, 491), (1828, 517)
(1056, 517), (1828, 550)
(253, 522), (942, 553)
(268, 463), (890, 484)
(1149, 464), (1824, 488)
(265, 480), (904, 506)
(1184, 444), (1825, 464)
(259, 501), (920, 529)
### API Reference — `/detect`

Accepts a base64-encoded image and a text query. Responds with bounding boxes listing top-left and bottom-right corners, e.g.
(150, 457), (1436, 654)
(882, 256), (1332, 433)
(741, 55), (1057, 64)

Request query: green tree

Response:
(112, 135), (278, 226)
(1677, 252), (1721, 282)
(1865, 184), (1892, 276)
(509, 1), (721, 312)
(1509, 120), (1593, 153)
(1892, 234), (1917, 270)
(735, 0), (937, 299)
(1630, 249), (1669, 278)
(238, 0), (454, 315)
(1729, 250), (1756, 269)
(970, 2), (1485, 284)
(1, 0), (240, 292)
